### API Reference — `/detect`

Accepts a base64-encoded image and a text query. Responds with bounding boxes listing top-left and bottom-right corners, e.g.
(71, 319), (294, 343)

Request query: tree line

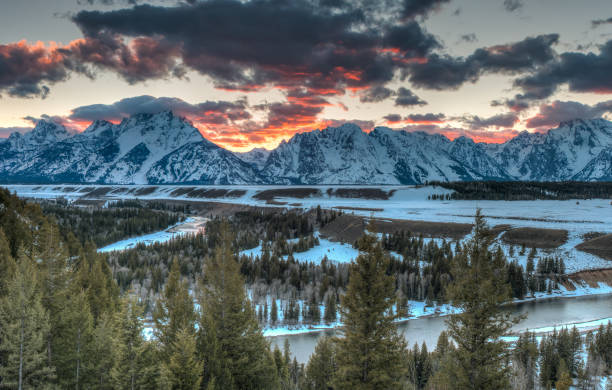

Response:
(104, 211), (568, 331)
(39, 199), (183, 248)
(427, 181), (612, 200)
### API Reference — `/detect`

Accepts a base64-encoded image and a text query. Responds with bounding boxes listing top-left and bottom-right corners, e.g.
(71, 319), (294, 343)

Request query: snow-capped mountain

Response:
(261, 124), (512, 184)
(0, 111), (260, 184)
(1, 113), (611, 184)
(260, 119), (612, 184)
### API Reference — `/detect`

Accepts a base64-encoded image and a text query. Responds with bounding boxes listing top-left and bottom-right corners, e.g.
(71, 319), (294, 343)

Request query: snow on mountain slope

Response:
(235, 148), (271, 170)
(573, 148), (612, 181)
(488, 119), (612, 181)
(147, 140), (264, 184)
(485, 130), (546, 179)
(97, 112), (204, 183)
(0, 111), (257, 184)
(0, 114), (611, 184)
(261, 124), (510, 184)
(262, 123), (401, 184)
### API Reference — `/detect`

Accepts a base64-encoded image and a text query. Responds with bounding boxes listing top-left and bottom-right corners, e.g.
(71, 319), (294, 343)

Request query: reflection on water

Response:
(271, 294), (612, 364)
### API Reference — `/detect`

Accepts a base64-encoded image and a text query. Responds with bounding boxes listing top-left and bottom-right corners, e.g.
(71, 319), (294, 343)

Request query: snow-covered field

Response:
(9, 184), (612, 272)
(240, 234), (359, 264)
(97, 217), (206, 253)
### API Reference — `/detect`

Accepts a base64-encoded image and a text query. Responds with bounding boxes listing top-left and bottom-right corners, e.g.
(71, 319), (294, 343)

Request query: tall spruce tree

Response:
(153, 258), (196, 358)
(445, 209), (520, 389)
(0, 252), (55, 389)
(0, 228), (15, 297)
(163, 327), (203, 390)
(305, 336), (337, 390)
(333, 231), (408, 389)
(111, 297), (146, 390)
(76, 244), (119, 324)
(53, 289), (94, 390)
(89, 313), (117, 390)
(37, 221), (71, 379)
(197, 223), (278, 390)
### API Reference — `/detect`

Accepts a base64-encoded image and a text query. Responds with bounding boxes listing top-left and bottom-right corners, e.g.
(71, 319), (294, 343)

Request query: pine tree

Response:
(163, 327), (202, 390)
(53, 289), (95, 390)
(428, 331), (456, 389)
(153, 258), (196, 358)
(511, 331), (538, 390)
(323, 292), (337, 324)
(444, 209), (520, 389)
(198, 223), (278, 390)
(89, 313), (117, 390)
(76, 245), (119, 324)
(111, 297), (146, 390)
(333, 231), (408, 389)
(305, 336), (337, 390)
(37, 221), (72, 381)
(555, 360), (572, 390)
(273, 345), (290, 390)
(0, 253), (55, 389)
(0, 228), (15, 297)
(270, 299), (278, 325)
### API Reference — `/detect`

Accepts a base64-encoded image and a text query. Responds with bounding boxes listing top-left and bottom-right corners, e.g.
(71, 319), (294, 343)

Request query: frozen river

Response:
(271, 293), (612, 364)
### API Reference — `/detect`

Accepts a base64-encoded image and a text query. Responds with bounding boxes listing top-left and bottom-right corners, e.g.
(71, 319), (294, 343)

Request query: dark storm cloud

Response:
(77, 0), (197, 6)
(407, 54), (479, 90)
(72, 2), (381, 90)
(69, 95), (251, 124)
(491, 98), (531, 112)
(260, 101), (325, 130)
(408, 34), (558, 90)
(459, 33), (477, 43)
(360, 85), (395, 103)
(406, 113), (445, 122)
(401, 0), (451, 19)
(592, 17), (612, 28)
(0, 42), (72, 98)
(384, 114), (402, 122)
(68, 34), (186, 84)
(503, 0), (523, 12)
(70, 1), (444, 95)
(458, 112), (519, 129)
(394, 87), (427, 106)
(525, 100), (612, 129)
(514, 39), (612, 100)
(384, 112), (445, 123)
(383, 21), (441, 57)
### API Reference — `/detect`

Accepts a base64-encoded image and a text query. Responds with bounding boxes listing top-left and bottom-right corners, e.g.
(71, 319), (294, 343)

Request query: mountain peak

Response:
(28, 120), (69, 143)
(323, 122), (364, 136)
(82, 119), (114, 137)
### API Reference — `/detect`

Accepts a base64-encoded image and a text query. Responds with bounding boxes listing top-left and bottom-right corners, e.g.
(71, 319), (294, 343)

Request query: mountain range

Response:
(1, 111), (611, 184)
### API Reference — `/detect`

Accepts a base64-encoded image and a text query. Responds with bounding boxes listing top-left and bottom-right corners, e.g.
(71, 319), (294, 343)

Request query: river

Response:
(270, 294), (612, 364)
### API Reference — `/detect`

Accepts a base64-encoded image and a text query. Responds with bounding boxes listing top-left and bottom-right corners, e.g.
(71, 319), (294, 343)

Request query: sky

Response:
(1, 0), (612, 151)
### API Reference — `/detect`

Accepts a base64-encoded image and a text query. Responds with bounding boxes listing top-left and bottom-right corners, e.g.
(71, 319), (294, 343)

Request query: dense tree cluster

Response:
(40, 199), (183, 248)
(428, 181), (612, 200)
(0, 191), (281, 389)
(104, 209), (567, 330)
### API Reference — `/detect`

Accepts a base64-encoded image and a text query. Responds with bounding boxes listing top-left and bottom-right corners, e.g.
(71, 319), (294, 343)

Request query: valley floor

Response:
(9, 183), (612, 339)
